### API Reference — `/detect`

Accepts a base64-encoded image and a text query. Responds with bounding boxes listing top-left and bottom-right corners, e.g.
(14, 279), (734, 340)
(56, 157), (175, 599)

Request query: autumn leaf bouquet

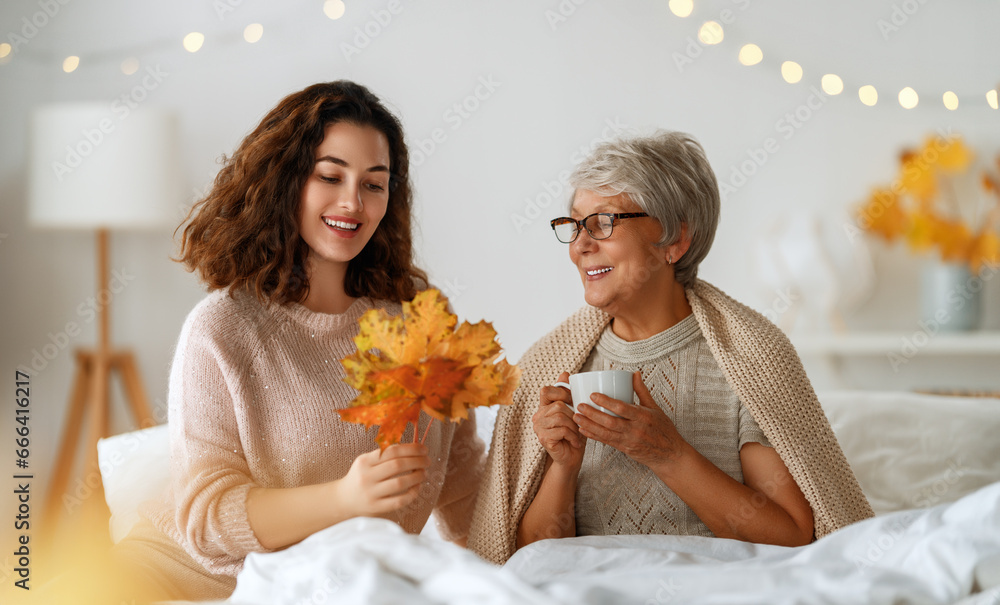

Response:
(337, 289), (520, 450)
(856, 133), (1000, 272)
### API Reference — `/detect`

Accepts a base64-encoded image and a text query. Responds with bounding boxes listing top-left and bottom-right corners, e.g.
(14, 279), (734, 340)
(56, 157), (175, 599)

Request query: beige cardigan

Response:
(468, 280), (873, 565)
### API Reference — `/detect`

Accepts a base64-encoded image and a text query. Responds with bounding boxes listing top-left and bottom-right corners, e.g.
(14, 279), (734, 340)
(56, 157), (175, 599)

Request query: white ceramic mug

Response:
(554, 369), (635, 417)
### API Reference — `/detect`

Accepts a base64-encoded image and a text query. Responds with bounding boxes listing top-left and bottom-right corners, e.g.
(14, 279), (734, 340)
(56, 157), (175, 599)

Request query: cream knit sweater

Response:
(468, 280), (873, 565)
(147, 289), (485, 577)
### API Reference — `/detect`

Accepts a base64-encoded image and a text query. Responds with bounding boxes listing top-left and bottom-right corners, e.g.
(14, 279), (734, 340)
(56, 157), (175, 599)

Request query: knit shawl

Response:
(468, 280), (874, 565)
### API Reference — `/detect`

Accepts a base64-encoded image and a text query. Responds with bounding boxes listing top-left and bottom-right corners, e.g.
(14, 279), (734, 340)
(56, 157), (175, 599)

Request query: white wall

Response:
(2, 0), (999, 556)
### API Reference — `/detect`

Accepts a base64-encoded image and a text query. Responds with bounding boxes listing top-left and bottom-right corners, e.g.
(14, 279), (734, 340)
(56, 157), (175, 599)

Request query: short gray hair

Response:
(569, 131), (720, 288)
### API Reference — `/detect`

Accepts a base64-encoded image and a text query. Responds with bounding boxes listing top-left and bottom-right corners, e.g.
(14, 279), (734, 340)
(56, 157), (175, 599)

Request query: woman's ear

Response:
(665, 223), (691, 265)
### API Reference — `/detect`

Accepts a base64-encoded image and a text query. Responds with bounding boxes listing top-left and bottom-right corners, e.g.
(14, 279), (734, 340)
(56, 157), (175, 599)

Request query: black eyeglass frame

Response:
(549, 212), (650, 243)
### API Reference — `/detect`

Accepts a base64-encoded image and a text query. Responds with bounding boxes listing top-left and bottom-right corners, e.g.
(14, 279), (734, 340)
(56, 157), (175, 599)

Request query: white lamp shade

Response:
(28, 103), (182, 229)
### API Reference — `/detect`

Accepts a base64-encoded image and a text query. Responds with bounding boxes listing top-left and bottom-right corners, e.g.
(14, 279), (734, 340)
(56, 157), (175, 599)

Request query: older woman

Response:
(468, 131), (872, 564)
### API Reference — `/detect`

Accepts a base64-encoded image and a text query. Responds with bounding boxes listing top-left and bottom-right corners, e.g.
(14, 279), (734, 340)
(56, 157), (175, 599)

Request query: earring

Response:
(667, 255), (673, 265)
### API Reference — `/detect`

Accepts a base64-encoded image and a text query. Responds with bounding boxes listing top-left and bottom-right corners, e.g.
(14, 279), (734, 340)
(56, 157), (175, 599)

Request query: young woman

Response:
(116, 81), (485, 601)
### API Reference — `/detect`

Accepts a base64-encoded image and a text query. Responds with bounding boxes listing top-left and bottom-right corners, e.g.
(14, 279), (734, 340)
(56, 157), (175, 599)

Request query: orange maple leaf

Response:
(338, 289), (520, 449)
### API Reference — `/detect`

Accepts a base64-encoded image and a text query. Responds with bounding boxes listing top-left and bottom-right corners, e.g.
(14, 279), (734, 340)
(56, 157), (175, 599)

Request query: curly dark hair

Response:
(176, 80), (427, 304)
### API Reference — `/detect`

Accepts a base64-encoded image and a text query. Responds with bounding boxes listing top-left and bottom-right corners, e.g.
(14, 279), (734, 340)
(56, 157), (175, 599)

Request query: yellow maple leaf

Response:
(338, 289), (520, 449)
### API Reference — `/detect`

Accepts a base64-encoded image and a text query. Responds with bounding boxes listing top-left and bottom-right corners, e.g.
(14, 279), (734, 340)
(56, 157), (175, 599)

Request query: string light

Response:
(781, 61), (803, 84)
(738, 44), (763, 66)
(899, 87), (919, 109)
(859, 85), (878, 106)
(244, 23), (264, 44)
(821, 74), (844, 95)
(0, 43), (11, 59)
(120, 57), (139, 75)
(668, 0), (693, 18)
(62, 56), (79, 73)
(667, 12), (995, 111)
(324, 0), (346, 20)
(698, 21), (724, 45)
(943, 91), (959, 111)
(183, 32), (205, 53)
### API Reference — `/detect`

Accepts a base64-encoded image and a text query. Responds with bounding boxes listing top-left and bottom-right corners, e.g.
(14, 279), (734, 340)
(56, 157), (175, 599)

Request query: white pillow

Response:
(97, 424), (171, 543)
(819, 390), (1000, 515)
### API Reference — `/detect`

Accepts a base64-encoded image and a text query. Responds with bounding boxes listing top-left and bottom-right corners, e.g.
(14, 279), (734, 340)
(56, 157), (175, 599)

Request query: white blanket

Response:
(227, 481), (1000, 605)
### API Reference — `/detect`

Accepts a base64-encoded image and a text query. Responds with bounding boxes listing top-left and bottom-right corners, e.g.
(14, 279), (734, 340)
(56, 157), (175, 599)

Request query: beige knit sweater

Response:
(468, 280), (873, 565)
(147, 289), (485, 577)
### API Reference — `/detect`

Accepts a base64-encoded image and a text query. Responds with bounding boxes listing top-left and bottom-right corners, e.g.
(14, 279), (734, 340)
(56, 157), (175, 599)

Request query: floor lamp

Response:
(28, 103), (182, 528)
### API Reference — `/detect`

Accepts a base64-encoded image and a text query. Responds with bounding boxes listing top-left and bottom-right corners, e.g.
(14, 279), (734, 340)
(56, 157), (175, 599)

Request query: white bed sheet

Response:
(223, 480), (1000, 605)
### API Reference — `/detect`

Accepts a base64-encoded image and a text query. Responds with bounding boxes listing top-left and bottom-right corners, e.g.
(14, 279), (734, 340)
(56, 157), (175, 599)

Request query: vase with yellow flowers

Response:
(856, 133), (1000, 330)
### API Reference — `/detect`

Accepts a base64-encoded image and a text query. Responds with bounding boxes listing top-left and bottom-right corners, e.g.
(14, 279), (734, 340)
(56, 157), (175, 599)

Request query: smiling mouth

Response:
(587, 267), (613, 276)
(323, 217), (360, 231)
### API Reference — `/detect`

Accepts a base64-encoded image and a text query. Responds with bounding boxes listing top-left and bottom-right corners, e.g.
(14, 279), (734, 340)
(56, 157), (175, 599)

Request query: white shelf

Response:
(790, 331), (1000, 356)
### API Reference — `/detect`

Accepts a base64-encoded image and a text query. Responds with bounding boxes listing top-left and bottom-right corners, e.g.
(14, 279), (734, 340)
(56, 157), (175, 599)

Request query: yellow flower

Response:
(933, 218), (973, 264)
(969, 231), (1000, 273)
(929, 135), (974, 173)
(859, 136), (999, 270)
(899, 151), (937, 203)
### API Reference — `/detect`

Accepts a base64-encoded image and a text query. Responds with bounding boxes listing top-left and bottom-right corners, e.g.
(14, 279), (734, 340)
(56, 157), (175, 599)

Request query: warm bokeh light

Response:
(120, 57), (139, 75)
(899, 87), (919, 109)
(781, 61), (802, 84)
(738, 44), (763, 66)
(62, 56), (80, 73)
(324, 0), (346, 19)
(0, 43), (11, 59)
(668, 0), (693, 18)
(821, 74), (844, 95)
(698, 21), (724, 45)
(183, 32), (205, 53)
(859, 85), (878, 106)
(244, 23), (264, 43)
(988, 89), (999, 110)
(943, 91), (959, 111)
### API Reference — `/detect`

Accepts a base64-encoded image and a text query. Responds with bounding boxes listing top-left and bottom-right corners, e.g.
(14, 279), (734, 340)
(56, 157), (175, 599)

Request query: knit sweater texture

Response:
(467, 280), (873, 565)
(575, 314), (770, 537)
(146, 289), (485, 578)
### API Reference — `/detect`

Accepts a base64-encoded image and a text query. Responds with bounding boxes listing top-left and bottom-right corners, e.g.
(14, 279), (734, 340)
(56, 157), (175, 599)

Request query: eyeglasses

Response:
(550, 212), (649, 244)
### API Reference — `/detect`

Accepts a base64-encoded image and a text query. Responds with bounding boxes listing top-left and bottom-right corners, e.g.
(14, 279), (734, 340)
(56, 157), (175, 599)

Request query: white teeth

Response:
(587, 267), (613, 276)
(324, 218), (359, 230)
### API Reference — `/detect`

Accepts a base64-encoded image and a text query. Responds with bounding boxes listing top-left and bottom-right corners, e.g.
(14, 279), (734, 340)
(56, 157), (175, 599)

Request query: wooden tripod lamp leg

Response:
(43, 351), (93, 524)
(116, 352), (156, 427)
